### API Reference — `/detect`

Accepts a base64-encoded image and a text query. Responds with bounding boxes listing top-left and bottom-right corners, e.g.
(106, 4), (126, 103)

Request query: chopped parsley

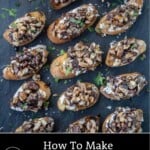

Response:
(94, 72), (106, 86)
(43, 101), (49, 109)
(47, 46), (56, 51)
(70, 18), (84, 27)
(140, 54), (146, 61)
(88, 26), (95, 32)
(65, 67), (72, 76)
(59, 49), (65, 55)
(1, 8), (17, 17)
(54, 78), (59, 83)
(0, 13), (6, 19)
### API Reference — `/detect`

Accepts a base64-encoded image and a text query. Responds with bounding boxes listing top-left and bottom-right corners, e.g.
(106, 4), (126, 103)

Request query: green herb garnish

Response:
(47, 46), (56, 51)
(59, 49), (65, 55)
(132, 10), (139, 17)
(140, 54), (146, 61)
(88, 26), (95, 32)
(54, 78), (59, 83)
(130, 43), (137, 49)
(65, 67), (72, 76)
(43, 101), (49, 109)
(10, 22), (17, 28)
(70, 18), (84, 27)
(94, 72), (106, 86)
(1, 8), (17, 17)
(64, 80), (68, 84)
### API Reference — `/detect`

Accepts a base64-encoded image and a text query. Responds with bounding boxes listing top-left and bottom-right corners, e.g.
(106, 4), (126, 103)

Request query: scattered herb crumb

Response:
(1, 8), (17, 17)
(94, 72), (106, 86)
(140, 54), (146, 61)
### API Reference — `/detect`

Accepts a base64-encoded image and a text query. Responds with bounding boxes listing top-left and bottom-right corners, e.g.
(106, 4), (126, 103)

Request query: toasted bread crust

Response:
(3, 45), (48, 80)
(50, 53), (75, 79)
(102, 108), (143, 133)
(50, 0), (77, 10)
(57, 82), (100, 111)
(95, 0), (143, 35)
(100, 72), (146, 100)
(3, 11), (46, 46)
(47, 4), (98, 44)
(105, 38), (146, 67)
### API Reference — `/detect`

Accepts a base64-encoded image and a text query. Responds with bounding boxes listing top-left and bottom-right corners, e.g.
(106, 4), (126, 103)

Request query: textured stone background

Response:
(0, 0), (149, 132)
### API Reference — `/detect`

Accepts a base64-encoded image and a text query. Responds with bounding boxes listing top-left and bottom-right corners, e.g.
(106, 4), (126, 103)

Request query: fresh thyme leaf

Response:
(21, 103), (27, 110)
(132, 10), (139, 17)
(140, 54), (146, 61)
(2, 8), (17, 17)
(88, 26), (95, 32)
(130, 43), (137, 49)
(10, 22), (17, 28)
(43, 101), (49, 108)
(94, 73), (106, 86)
(59, 49), (65, 55)
(54, 78), (59, 83)
(47, 46), (56, 51)
(64, 80), (68, 84)
(70, 18), (84, 27)
(65, 67), (72, 76)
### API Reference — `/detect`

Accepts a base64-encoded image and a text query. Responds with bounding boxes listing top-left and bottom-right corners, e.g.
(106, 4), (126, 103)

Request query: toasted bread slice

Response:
(57, 82), (100, 111)
(100, 72), (147, 100)
(66, 116), (100, 133)
(47, 4), (99, 44)
(15, 117), (54, 133)
(10, 80), (51, 112)
(102, 107), (143, 133)
(50, 41), (103, 79)
(3, 45), (48, 80)
(50, 0), (77, 10)
(3, 11), (46, 46)
(95, 0), (143, 35)
(105, 38), (146, 67)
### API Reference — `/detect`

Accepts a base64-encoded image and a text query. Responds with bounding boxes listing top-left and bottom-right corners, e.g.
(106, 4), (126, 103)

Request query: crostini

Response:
(50, 0), (77, 10)
(95, 0), (143, 35)
(47, 4), (99, 44)
(57, 82), (99, 111)
(10, 80), (51, 112)
(3, 11), (46, 46)
(100, 72), (147, 100)
(50, 41), (103, 79)
(3, 45), (48, 80)
(15, 117), (54, 133)
(102, 107), (144, 133)
(105, 38), (146, 67)
(66, 116), (100, 133)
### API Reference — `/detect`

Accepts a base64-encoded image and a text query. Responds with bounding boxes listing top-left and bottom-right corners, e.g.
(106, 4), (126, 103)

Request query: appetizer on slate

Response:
(10, 80), (51, 112)
(47, 4), (99, 44)
(57, 82), (99, 111)
(105, 38), (146, 67)
(95, 0), (143, 35)
(15, 117), (54, 133)
(3, 45), (48, 80)
(66, 116), (100, 133)
(50, 42), (103, 79)
(102, 107), (144, 133)
(3, 11), (46, 46)
(50, 0), (78, 10)
(100, 72), (147, 100)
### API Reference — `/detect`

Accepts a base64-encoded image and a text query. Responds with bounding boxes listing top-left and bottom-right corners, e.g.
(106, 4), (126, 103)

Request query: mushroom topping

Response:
(15, 117), (54, 133)
(11, 80), (51, 112)
(6, 12), (45, 46)
(10, 45), (47, 79)
(63, 42), (103, 76)
(102, 107), (144, 133)
(96, 2), (143, 35)
(106, 38), (146, 67)
(52, 0), (76, 5)
(57, 82), (100, 111)
(100, 73), (147, 100)
(66, 116), (100, 133)
(52, 4), (98, 40)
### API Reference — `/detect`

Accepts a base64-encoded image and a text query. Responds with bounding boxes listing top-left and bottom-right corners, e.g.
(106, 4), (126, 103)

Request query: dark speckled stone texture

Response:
(0, 0), (149, 132)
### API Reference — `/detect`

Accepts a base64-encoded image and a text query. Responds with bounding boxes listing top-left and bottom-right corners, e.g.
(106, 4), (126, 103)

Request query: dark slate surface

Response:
(0, 0), (149, 132)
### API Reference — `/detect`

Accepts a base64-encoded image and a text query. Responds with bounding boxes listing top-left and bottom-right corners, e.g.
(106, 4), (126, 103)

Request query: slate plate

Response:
(0, 0), (149, 132)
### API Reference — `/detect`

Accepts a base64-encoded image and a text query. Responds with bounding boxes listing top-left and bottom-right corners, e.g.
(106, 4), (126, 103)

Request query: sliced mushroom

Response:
(100, 72), (147, 100)
(15, 117), (54, 133)
(102, 107), (144, 133)
(57, 82), (100, 111)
